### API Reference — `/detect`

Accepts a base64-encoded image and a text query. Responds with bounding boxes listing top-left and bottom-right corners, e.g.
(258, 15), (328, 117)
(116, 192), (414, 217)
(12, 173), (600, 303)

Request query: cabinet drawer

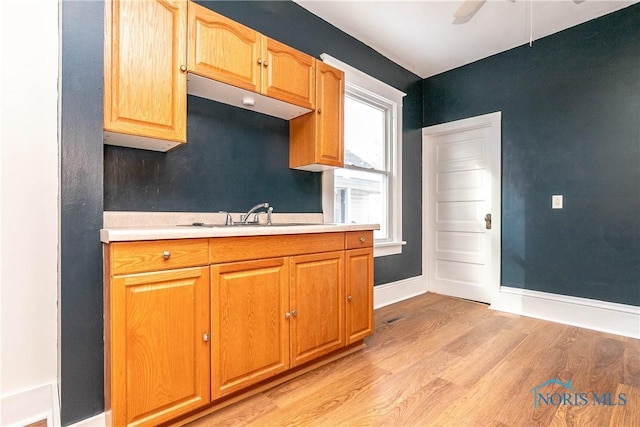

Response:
(345, 231), (373, 249)
(110, 239), (209, 275)
(210, 233), (344, 264)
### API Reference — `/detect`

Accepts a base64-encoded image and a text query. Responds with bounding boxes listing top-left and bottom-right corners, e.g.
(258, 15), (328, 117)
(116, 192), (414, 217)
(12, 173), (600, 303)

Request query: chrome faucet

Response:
(240, 203), (270, 224)
(218, 211), (234, 226)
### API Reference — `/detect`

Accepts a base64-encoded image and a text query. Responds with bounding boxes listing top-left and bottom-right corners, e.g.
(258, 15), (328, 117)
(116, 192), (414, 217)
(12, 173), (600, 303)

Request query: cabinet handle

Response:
(292, 309), (298, 317)
(203, 333), (210, 342)
(359, 237), (366, 243)
(347, 295), (353, 302)
(285, 312), (291, 319)
(162, 251), (171, 260)
(179, 65), (187, 72)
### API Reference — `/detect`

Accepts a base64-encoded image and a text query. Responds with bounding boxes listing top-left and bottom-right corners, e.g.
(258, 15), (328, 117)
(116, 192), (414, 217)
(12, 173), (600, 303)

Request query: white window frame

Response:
(320, 53), (406, 257)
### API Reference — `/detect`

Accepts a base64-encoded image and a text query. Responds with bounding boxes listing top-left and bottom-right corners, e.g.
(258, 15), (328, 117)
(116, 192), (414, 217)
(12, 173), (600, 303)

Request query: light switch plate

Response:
(552, 195), (563, 209)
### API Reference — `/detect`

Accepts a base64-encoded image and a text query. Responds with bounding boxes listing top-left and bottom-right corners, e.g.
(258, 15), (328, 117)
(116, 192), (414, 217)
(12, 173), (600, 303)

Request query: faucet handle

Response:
(219, 211), (234, 226)
(267, 206), (273, 225)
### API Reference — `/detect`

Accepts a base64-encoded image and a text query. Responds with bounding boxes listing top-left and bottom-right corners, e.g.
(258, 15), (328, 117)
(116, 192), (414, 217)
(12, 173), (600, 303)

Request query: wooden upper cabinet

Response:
(187, 1), (315, 110)
(104, 0), (187, 151)
(289, 61), (345, 171)
(263, 38), (315, 110)
(188, 2), (261, 93)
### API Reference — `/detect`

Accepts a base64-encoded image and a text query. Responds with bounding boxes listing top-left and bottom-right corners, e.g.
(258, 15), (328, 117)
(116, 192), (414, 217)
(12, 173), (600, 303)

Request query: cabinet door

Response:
(211, 258), (290, 399)
(314, 61), (344, 168)
(188, 2), (261, 93)
(289, 251), (345, 367)
(345, 248), (374, 344)
(104, 0), (187, 143)
(289, 61), (344, 171)
(263, 38), (315, 109)
(109, 267), (210, 427)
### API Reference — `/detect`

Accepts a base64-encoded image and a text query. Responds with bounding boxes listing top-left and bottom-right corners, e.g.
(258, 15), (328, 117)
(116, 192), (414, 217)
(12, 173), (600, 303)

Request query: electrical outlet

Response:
(552, 195), (563, 209)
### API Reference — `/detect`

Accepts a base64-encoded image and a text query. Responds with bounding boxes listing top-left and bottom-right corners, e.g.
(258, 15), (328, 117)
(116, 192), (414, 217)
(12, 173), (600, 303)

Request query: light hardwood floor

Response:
(187, 292), (640, 426)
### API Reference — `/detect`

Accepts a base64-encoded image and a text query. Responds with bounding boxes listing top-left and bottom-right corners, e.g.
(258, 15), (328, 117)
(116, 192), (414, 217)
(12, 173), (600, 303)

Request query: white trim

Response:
(373, 276), (427, 309)
(422, 112), (502, 304)
(319, 54), (406, 101)
(1, 383), (60, 427)
(491, 287), (640, 339)
(320, 54), (405, 256)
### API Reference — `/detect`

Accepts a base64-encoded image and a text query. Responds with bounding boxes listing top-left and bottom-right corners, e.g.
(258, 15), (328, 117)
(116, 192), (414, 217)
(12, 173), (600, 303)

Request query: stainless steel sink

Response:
(177, 222), (327, 228)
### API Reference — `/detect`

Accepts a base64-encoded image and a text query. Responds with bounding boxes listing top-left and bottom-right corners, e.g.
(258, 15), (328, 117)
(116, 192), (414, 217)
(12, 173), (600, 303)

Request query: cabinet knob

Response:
(359, 237), (366, 243)
(179, 65), (186, 72)
(203, 333), (210, 342)
(162, 251), (171, 260)
(347, 295), (353, 302)
(292, 309), (298, 317)
(257, 58), (262, 65)
(263, 61), (268, 67)
(285, 312), (291, 319)
(317, 109), (322, 114)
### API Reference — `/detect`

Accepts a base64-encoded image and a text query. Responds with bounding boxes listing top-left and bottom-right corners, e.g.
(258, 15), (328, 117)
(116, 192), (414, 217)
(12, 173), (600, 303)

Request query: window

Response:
(321, 54), (405, 257)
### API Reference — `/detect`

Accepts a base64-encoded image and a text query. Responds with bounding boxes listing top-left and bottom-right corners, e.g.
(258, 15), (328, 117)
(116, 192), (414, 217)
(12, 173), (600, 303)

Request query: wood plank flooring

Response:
(187, 293), (640, 426)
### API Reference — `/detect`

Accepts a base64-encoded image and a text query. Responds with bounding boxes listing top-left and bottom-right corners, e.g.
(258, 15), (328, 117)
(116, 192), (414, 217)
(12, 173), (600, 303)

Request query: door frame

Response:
(422, 111), (502, 304)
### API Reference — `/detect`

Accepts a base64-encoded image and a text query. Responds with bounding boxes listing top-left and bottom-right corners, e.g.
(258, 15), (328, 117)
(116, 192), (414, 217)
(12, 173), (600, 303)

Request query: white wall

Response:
(1, 0), (60, 425)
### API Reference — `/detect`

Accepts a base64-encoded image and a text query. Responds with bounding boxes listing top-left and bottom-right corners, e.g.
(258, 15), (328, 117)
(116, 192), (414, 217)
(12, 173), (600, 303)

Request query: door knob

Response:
(484, 213), (492, 230)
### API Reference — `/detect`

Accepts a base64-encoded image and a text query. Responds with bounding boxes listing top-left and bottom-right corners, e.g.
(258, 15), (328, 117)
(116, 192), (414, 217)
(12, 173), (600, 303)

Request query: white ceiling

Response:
(293, 0), (639, 78)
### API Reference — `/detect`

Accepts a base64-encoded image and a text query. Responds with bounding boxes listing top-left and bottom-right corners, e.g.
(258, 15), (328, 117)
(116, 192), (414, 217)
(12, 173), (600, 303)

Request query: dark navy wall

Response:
(105, 97), (322, 213)
(104, 0), (424, 285)
(60, 1), (104, 425)
(423, 4), (640, 306)
(63, 0), (422, 423)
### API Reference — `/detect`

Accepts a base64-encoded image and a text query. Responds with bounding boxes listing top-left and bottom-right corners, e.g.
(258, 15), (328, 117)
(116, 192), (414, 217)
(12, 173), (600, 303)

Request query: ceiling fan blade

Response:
(452, 0), (487, 25)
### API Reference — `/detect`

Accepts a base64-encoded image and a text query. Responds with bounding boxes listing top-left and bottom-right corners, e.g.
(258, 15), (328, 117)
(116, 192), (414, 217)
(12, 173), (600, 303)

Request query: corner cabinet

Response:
(103, 0), (187, 151)
(104, 239), (210, 427)
(290, 61), (345, 171)
(104, 230), (373, 426)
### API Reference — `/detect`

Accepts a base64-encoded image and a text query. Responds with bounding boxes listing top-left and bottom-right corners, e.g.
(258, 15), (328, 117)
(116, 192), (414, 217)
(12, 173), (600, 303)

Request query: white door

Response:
(422, 112), (501, 304)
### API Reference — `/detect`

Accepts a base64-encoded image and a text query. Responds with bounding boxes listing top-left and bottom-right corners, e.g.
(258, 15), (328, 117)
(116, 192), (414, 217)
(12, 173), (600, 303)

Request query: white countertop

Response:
(100, 211), (379, 243)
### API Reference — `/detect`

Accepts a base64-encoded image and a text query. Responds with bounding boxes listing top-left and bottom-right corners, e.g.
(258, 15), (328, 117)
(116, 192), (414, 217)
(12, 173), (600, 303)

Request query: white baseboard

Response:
(491, 287), (640, 339)
(1, 383), (60, 427)
(68, 412), (106, 427)
(374, 275), (427, 309)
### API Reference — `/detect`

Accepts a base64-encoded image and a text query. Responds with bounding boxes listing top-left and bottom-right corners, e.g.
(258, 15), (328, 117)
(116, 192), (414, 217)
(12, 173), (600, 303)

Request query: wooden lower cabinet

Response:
(105, 231), (374, 426)
(346, 247), (374, 344)
(290, 251), (345, 366)
(210, 258), (290, 399)
(106, 266), (210, 427)
(210, 250), (346, 398)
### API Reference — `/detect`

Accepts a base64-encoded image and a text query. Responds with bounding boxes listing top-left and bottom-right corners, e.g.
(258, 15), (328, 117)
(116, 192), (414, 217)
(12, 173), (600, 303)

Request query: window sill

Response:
(374, 241), (406, 257)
